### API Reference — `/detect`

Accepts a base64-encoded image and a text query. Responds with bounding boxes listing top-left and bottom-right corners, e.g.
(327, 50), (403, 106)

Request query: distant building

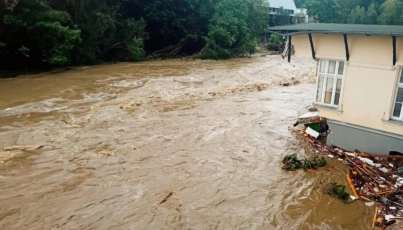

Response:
(268, 0), (311, 26)
(294, 9), (309, 24)
(268, 0), (296, 16)
(268, 23), (403, 154)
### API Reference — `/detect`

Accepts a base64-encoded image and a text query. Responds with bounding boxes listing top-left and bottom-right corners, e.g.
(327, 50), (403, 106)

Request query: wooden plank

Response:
(355, 152), (403, 159)
(372, 206), (378, 229)
(378, 190), (395, 195)
(368, 184), (380, 196)
(346, 174), (359, 197)
(360, 196), (375, 202)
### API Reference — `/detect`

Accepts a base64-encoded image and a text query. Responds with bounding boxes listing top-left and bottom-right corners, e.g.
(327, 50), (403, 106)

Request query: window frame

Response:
(315, 59), (345, 108)
(391, 69), (403, 121)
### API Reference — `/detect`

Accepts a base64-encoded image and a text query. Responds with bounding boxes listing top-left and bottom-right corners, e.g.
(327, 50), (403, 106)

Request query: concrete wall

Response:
(327, 120), (403, 154)
(292, 34), (403, 136)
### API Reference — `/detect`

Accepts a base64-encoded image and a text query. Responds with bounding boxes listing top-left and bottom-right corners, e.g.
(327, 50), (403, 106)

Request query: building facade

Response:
(268, 24), (403, 154)
(268, 0), (297, 26)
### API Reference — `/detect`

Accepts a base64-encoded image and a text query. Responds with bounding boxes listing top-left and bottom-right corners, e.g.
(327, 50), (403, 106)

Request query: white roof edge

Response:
(268, 0), (297, 11)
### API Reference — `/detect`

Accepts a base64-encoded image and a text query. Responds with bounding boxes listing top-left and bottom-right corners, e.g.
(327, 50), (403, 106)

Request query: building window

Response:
(392, 70), (403, 120)
(316, 60), (344, 108)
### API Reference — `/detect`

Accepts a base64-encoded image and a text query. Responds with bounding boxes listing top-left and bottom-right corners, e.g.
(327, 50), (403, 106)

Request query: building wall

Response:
(326, 120), (403, 154)
(292, 34), (403, 136)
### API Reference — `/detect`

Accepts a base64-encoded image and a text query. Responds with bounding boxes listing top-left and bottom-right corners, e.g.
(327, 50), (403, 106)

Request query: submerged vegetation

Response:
(282, 154), (351, 202)
(282, 154), (327, 171)
(324, 183), (351, 202)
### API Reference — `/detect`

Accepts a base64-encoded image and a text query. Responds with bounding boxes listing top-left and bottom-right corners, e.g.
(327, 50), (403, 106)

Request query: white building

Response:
(269, 23), (403, 154)
(295, 8), (309, 24)
(268, 0), (297, 16)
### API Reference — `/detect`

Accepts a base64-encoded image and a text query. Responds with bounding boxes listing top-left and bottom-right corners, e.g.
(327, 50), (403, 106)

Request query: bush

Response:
(302, 155), (327, 171)
(282, 154), (303, 171)
(128, 38), (145, 62)
(0, 0), (81, 68)
(282, 154), (327, 171)
(200, 46), (231, 60)
(268, 34), (282, 44)
(236, 35), (257, 56)
(202, 0), (267, 60)
(324, 183), (350, 201)
(267, 34), (284, 51)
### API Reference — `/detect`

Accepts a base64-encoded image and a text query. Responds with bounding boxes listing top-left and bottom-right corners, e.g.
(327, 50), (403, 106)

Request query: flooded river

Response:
(0, 56), (373, 229)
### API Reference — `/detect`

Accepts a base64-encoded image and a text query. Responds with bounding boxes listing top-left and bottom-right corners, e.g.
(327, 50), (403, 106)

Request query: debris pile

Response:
(291, 111), (403, 229)
(306, 135), (403, 229)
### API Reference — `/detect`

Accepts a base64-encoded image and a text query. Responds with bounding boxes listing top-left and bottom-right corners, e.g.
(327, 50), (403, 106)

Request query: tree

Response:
(122, 0), (210, 56)
(305, 0), (340, 23)
(294, 0), (306, 8)
(271, 7), (292, 26)
(62, 0), (123, 64)
(247, 0), (269, 37)
(347, 6), (367, 24)
(116, 18), (147, 62)
(243, 0), (269, 55)
(0, 0), (80, 68)
(336, 0), (362, 23)
(366, 3), (378, 24)
(203, 0), (268, 59)
(361, 0), (385, 9)
(205, 0), (249, 58)
(49, 0), (148, 64)
(378, 0), (403, 25)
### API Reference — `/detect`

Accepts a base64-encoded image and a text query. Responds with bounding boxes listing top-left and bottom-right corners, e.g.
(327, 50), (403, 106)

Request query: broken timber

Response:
(301, 133), (403, 229)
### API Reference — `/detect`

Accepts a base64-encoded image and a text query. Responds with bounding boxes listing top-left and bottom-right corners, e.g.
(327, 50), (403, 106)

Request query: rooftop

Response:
(267, 23), (403, 36)
(268, 0), (297, 11)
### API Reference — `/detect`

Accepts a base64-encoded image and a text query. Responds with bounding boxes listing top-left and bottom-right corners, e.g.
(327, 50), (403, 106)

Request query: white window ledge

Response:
(314, 103), (343, 113)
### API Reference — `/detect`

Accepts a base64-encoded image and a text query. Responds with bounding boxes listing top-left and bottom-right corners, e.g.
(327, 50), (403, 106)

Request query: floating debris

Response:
(300, 132), (403, 229)
(290, 113), (403, 229)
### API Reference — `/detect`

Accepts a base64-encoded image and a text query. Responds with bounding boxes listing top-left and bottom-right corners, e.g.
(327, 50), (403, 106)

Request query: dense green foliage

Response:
(282, 154), (327, 171)
(300, 0), (403, 25)
(1, 0), (81, 68)
(0, 0), (269, 70)
(267, 34), (283, 51)
(324, 183), (351, 202)
(202, 0), (269, 59)
(3, 0), (403, 71)
(282, 154), (303, 171)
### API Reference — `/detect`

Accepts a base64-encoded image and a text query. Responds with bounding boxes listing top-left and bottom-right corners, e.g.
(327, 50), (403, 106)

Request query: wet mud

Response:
(0, 56), (373, 229)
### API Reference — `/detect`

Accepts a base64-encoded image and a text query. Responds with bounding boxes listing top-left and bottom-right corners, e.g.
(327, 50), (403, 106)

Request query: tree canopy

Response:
(2, 0), (403, 71)
(304, 0), (403, 26)
(0, 0), (269, 70)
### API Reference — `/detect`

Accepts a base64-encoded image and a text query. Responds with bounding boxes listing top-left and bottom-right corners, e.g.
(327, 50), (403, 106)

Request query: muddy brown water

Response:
(0, 56), (373, 229)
